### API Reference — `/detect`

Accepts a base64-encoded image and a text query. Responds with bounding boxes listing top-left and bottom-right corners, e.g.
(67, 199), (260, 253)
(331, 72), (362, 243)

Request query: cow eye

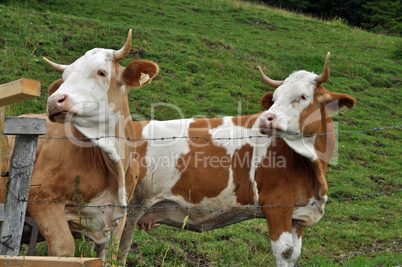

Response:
(299, 95), (307, 101)
(97, 70), (107, 77)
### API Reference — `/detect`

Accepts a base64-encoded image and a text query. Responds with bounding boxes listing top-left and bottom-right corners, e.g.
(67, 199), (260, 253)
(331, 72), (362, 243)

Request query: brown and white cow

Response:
(118, 53), (355, 266)
(1, 30), (158, 261)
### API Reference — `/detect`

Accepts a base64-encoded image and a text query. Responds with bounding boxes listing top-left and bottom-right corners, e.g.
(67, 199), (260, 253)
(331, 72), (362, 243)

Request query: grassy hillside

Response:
(1, 0), (401, 266)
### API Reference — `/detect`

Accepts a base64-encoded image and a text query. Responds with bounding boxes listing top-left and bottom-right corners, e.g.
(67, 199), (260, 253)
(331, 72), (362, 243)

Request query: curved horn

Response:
(257, 66), (283, 88)
(43, 57), (68, 73)
(315, 52), (330, 84)
(114, 29), (132, 61)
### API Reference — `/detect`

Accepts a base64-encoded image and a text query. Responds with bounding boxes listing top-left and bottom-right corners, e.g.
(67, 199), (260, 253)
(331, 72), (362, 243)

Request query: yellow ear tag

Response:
(139, 73), (150, 86)
(338, 105), (348, 115)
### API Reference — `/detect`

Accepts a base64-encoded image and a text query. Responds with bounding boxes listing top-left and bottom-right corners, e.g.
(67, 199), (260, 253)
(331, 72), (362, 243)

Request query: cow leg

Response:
(29, 203), (75, 257)
(117, 206), (147, 265)
(117, 215), (137, 265)
(117, 216), (137, 265)
(118, 181), (149, 265)
(263, 206), (297, 267)
(291, 224), (303, 263)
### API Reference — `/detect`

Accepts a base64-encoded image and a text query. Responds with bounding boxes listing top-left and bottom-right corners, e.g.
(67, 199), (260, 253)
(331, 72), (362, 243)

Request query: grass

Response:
(1, 0), (401, 265)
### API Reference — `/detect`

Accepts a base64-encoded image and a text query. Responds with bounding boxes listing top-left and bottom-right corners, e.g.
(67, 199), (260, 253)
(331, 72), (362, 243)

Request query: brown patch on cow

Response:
(299, 96), (321, 136)
(232, 144), (254, 205)
(315, 85), (356, 111)
(232, 114), (260, 129)
(260, 91), (274, 110)
(48, 79), (63, 96)
(131, 121), (150, 183)
(255, 139), (315, 241)
(295, 224), (304, 239)
(26, 121), (116, 204)
(106, 63), (125, 114)
(172, 118), (231, 204)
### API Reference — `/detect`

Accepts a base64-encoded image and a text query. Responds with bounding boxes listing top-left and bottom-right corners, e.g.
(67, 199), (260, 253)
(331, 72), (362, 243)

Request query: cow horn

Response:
(43, 57), (68, 73)
(257, 66), (283, 88)
(315, 52), (330, 84)
(114, 29), (132, 61)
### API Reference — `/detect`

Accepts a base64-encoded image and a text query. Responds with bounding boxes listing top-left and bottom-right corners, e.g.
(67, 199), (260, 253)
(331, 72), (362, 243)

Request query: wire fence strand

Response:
(10, 188), (402, 211)
(37, 125), (401, 142)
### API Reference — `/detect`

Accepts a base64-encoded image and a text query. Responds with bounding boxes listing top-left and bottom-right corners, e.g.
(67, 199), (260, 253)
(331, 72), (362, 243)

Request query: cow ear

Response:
(48, 79), (63, 96)
(122, 60), (159, 88)
(317, 86), (356, 112)
(260, 91), (274, 110)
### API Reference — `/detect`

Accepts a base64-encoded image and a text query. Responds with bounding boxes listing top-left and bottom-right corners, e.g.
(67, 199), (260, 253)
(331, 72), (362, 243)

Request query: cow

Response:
(117, 53), (356, 266)
(0, 30), (159, 262)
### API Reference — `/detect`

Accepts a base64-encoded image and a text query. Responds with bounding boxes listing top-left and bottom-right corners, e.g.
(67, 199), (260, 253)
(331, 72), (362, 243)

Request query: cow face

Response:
(259, 70), (319, 135)
(258, 53), (355, 137)
(46, 30), (158, 129)
(47, 48), (117, 126)
(257, 53), (355, 161)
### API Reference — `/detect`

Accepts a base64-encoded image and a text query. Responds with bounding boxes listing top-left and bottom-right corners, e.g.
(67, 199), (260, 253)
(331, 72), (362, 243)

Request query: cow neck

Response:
(273, 139), (325, 201)
(310, 106), (333, 198)
(72, 89), (132, 208)
(281, 106), (331, 199)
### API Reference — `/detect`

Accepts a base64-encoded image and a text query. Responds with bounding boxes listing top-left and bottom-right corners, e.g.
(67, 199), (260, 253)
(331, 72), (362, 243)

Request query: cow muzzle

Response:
(47, 94), (73, 123)
(259, 113), (287, 135)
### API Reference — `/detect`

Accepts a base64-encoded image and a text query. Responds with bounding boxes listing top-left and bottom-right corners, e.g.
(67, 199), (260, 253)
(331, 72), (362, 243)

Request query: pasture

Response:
(0, 0), (401, 266)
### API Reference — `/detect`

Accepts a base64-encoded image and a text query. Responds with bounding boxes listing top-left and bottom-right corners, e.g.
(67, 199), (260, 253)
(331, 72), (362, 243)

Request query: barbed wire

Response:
(10, 189), (402, 211)
(38, 125), (401, 142)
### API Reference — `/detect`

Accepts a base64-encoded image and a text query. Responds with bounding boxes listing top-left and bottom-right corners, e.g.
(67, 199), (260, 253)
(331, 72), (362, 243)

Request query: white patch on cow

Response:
(270, 232), (296, 267)
(292, 195), (327, 227)
(291, 226), (302, 263)
(283, 134), (317, 161)
(209, 116), (272, 204)
(142, 118), (193, 194)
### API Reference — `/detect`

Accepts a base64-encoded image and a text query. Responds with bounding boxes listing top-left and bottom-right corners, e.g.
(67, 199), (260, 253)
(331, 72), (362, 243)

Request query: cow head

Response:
(45, 30), (158, 163)
(257, 53), (355, 161)
(45, 30), (158, 129)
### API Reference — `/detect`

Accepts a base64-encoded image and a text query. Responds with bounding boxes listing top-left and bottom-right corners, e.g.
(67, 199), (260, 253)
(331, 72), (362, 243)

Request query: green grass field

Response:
(1, 0), (401, 266)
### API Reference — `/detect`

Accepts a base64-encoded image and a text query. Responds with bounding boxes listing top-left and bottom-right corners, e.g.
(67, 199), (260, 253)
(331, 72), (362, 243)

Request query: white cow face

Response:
(259, 70), (318, 136)
(46, 30), (158, 130)
(257, 53), (356, 161)
(47, 48), (117, 127)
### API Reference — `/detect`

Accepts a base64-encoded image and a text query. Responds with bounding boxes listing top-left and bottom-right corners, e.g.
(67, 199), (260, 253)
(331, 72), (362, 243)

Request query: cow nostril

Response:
(57, 95), (67, 104)
(267, 114), (276, 121)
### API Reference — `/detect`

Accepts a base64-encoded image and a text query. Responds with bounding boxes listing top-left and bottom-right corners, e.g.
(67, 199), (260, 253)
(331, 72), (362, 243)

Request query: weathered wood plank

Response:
(0, 79), (41, 107)
(0, 135), (39, 255)
(3, 117), (47, 135)
(0, 256), (103, 267)
(0, 204), (4, 222)
(0, 107), (10, 176)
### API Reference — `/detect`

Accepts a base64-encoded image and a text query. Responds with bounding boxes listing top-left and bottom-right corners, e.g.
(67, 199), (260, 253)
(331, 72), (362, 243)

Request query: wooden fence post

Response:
(0, 79), (42, 255)
(0, 117), (46, 255)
